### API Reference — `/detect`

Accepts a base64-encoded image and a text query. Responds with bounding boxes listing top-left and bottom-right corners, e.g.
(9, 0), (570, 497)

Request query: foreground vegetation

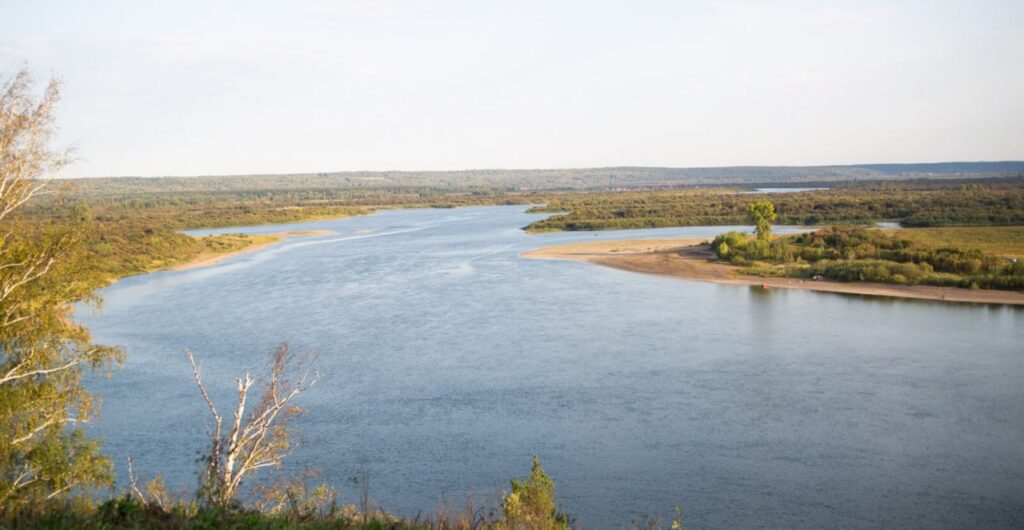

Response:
(2, 456), (593, 530)
(1, 70), (124, 511)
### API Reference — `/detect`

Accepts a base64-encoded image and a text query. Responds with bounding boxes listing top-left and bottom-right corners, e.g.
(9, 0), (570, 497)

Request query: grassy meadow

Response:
(895, 226), (1024, 258)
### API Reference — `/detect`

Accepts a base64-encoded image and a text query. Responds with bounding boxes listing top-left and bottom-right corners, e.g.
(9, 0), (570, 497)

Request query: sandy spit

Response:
(169, 230), (335, 271)
(522, 238), (1024, 306)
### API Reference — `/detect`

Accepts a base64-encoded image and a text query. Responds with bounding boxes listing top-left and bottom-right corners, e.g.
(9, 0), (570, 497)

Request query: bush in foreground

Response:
(0, 457), (594, 530)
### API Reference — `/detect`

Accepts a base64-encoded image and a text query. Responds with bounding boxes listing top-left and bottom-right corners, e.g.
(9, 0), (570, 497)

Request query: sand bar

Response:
(170, 229), (335, 271)
(523, 238), (1024, 306)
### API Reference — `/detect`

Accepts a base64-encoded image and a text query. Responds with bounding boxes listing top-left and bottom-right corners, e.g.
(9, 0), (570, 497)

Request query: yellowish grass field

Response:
(895, 226), (1024, 258)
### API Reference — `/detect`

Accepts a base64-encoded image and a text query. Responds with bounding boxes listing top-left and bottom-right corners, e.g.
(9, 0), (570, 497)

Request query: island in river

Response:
(523, 238), (1024, 306)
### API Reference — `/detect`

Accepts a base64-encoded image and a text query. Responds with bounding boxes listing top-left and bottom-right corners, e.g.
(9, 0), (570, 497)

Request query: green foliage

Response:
(716, 226), (1024, 290)
(0, 458), (583, 529)
(502, 456), (569, 530)
(746, 201), (776, 240)
(1, 213), (123, 511)
(1, 70), (123, 511)
(3, 495), (395, 529)
(711, 231), (794, 264)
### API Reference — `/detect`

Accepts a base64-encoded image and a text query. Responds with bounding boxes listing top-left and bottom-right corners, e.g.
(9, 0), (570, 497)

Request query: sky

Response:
(1, 1), (1022, 178)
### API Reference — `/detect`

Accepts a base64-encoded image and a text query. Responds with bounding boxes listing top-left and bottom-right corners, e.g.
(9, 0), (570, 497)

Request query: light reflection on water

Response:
(80, 206), (1024, 529)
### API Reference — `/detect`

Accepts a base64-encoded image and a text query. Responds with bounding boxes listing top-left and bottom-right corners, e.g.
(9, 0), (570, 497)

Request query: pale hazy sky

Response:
(2, 1), (1022, 177)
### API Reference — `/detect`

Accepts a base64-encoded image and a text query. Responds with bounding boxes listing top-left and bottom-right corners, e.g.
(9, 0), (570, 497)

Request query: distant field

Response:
(897, 226), (1024, 258)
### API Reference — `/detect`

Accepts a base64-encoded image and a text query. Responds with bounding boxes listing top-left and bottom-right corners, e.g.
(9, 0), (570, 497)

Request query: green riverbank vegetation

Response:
(22, 178), (1024, 286)
(711, 225), (1024, 291)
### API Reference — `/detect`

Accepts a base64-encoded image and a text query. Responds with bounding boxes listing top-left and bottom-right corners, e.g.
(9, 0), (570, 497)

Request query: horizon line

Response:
(59, 159), (1024, 180)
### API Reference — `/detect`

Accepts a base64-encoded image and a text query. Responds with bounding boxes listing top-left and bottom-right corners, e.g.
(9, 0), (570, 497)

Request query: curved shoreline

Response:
(170, 230), (335, 271)
(523, 238), (1024, 306)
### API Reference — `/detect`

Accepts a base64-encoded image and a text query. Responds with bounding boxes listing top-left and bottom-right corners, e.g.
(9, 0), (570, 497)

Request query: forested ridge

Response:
(61, 160), (1024, 192)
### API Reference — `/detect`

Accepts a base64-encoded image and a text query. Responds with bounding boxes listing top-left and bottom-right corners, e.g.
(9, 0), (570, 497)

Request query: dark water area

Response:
(79, 206), (1024, 529)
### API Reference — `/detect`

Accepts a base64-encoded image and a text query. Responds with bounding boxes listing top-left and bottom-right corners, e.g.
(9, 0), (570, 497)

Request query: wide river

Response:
(80, 206), (1024, 529)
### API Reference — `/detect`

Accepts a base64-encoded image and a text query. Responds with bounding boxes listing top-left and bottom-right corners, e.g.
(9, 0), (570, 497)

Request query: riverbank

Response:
(523, 239), (1024, 305)
(170, 229), (335, 271)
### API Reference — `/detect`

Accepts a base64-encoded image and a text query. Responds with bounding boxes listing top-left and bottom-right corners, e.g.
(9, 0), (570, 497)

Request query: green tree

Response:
(717, 241), (730, 258)
(502, 456), (568, 530)
(747, 200), (776, 241)
(0, 68), (122, 509)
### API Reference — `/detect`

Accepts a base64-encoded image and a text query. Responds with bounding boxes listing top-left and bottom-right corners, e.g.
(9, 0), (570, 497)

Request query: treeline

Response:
(64, 161), (1024, 192)
(30, 183), (530, 230)
(711, 227), (1024, 290)
(525, 181), (1024, 232)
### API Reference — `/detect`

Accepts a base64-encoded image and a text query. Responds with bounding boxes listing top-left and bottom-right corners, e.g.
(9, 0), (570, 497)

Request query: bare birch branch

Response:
(189, 344), (319, 506)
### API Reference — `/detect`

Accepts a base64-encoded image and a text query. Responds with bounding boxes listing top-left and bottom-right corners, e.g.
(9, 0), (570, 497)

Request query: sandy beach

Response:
(170, 229), (335, 271)
(523, 238), (1024, 306)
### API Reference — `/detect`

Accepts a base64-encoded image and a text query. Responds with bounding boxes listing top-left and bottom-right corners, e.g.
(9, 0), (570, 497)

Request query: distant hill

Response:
(64, 161), (1024, 195)
(854, 161), (1024, 175)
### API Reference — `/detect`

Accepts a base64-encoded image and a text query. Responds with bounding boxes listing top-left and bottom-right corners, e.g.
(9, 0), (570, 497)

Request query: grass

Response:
(895, 226), (1024, 258)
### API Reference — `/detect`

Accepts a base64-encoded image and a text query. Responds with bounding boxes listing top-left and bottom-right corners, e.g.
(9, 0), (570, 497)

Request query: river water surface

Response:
(80, 206), (1024, 528)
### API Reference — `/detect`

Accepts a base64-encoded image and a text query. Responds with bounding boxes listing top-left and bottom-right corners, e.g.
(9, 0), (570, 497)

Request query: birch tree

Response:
(188, 344), (318, 507)
(0, 68), (123, 508)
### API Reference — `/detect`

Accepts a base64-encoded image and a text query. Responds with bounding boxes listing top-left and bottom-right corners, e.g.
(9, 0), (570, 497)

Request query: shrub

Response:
(502, 456), (569, 530)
